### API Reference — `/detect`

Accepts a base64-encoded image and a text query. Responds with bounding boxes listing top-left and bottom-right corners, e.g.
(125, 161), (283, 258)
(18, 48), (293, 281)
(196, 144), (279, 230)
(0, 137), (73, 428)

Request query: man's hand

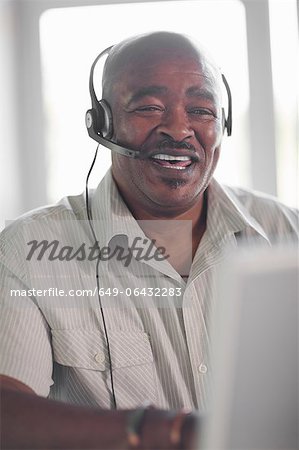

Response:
(1, 375), (199, 449)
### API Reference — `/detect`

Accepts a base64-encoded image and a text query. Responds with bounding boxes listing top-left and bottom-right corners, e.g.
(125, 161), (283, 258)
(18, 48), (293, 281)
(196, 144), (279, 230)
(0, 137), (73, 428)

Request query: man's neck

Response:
(118, 187), (208, 277)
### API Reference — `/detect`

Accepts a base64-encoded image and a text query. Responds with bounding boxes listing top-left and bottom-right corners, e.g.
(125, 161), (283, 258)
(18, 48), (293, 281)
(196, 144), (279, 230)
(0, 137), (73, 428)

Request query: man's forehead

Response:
(102, 33), (222, 101)
(120, 58), (220, 96)
(122, 54), (216, 82)
(126, 50), (205, 72)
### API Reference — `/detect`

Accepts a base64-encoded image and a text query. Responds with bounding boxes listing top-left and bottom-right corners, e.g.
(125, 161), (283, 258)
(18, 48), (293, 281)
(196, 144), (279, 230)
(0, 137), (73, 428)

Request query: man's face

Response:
(110, 53), (223, 216)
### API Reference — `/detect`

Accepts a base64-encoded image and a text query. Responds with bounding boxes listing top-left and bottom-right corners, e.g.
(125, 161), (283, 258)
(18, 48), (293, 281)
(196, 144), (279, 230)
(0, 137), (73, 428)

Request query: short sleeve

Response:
(0, 229), (53, 397)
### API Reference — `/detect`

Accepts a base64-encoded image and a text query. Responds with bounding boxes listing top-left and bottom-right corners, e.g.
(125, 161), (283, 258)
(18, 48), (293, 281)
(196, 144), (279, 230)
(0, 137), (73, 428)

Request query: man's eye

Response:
(135, 105), (164, 112)
(188, 108), (214, 116)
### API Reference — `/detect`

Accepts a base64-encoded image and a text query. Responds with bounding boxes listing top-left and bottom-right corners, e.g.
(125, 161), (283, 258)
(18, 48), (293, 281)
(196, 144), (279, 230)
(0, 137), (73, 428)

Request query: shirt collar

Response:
(90, 171), (270, 248)
(205, 178), (270, 244)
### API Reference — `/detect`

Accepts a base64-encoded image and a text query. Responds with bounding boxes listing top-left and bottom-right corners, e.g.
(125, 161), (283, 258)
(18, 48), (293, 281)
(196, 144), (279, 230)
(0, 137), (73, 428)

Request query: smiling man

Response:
(0, 32), (298, 449)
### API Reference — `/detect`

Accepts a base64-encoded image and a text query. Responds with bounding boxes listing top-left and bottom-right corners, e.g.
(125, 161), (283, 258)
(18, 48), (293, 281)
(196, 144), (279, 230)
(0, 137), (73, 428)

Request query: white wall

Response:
(0, 1), (22, 226)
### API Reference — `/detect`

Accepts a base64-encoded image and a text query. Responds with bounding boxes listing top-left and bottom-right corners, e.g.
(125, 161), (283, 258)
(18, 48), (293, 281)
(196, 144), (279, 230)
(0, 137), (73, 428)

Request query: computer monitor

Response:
(200, 244), (298, 450)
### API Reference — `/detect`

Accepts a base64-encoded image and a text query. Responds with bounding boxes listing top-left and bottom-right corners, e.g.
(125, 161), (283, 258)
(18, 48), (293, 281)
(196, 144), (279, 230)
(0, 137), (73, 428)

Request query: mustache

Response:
(158, 139), (196, 152)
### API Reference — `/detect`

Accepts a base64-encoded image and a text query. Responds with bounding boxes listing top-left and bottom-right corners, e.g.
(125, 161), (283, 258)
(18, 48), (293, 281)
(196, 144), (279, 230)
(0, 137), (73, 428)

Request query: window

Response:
(269, 0), (298, 208)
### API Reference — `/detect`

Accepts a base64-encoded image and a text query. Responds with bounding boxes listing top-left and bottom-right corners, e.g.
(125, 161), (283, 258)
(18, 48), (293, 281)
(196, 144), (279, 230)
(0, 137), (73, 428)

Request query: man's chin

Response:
(148, 185), (202, 213)
(161, 178), (188, 190)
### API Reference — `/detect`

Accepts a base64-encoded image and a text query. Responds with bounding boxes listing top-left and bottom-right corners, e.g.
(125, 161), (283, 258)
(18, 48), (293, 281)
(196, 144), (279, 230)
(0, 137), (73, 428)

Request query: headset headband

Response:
(89, 46), (113, 111)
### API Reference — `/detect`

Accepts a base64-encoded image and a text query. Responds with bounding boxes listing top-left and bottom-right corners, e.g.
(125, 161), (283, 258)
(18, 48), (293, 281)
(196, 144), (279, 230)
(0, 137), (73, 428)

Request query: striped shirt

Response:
(0, 170), (298, 412)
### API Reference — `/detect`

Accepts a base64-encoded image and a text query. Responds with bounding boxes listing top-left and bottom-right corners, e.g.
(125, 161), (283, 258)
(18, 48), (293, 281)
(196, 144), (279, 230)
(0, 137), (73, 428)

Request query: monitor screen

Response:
(201, 244), (298, 450)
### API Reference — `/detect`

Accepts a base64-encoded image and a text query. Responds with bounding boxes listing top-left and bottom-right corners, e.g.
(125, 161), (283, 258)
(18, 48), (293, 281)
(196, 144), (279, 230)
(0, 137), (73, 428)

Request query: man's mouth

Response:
(150, 153), (193, 170)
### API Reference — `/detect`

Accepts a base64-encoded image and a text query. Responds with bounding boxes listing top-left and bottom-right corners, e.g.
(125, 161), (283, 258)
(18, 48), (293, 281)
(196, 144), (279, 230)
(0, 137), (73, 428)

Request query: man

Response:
(0, 32), (297, 449)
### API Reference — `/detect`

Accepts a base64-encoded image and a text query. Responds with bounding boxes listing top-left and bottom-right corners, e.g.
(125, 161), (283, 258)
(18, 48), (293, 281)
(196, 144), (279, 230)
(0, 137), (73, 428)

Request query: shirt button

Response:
(198, 363), (208, 374)
(94, 352), (105, 363)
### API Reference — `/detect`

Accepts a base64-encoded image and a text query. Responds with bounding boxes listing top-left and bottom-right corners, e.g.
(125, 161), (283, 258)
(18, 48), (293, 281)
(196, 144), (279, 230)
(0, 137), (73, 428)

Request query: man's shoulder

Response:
(225, 184), (297, 213)
(222, 183), (298, 236)
(1, 192), (88, 247)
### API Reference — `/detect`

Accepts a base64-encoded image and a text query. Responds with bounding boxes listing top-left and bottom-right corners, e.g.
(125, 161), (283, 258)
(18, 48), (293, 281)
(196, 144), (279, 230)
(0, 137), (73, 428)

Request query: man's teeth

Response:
(151, 153), (193, 170)
(160, 165), (186, 170)
(152, 154), (191, 161)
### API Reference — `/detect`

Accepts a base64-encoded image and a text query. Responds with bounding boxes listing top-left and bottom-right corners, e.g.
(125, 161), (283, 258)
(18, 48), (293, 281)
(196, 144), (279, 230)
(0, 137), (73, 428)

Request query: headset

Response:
(85, 43), (232, 410)
(85, 45), (232, 157)
(85, 46), (142, 158)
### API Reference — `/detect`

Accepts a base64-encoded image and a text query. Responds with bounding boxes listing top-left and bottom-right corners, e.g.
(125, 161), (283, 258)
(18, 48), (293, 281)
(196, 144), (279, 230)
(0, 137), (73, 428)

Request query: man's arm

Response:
(0, 375), (198, 449)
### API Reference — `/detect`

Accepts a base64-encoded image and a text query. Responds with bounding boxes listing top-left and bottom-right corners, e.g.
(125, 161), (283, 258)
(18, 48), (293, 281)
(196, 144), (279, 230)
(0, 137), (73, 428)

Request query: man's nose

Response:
(158, 108), (194, 141)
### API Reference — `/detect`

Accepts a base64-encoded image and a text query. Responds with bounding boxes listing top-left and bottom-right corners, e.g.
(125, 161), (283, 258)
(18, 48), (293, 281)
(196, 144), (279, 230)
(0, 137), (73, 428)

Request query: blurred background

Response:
(0, 0), (298, 230)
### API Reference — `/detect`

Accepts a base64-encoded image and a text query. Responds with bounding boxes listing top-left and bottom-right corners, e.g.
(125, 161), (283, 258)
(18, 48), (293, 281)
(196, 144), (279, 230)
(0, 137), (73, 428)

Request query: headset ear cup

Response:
(85, 109), (99, 132)
(221, 107), (227, 133)
(226, 113), (232, 137)
(98, 100), (113, 139)
(221, 74), (232, 137)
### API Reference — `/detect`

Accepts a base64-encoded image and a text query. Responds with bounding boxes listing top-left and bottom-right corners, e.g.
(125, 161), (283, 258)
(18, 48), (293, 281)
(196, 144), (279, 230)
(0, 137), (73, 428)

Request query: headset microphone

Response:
(85, 111), (142, 159)
(85, 114), (141, 159)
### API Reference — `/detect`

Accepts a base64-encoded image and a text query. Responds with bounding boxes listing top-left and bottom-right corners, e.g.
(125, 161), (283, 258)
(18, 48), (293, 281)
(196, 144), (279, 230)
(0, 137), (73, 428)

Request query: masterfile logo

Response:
(26, 237), (169, 266)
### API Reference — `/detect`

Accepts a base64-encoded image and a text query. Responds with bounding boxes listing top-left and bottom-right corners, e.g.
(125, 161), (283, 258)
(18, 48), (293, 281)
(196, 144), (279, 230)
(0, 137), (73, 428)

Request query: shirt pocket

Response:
(51, 329), (157, 408)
